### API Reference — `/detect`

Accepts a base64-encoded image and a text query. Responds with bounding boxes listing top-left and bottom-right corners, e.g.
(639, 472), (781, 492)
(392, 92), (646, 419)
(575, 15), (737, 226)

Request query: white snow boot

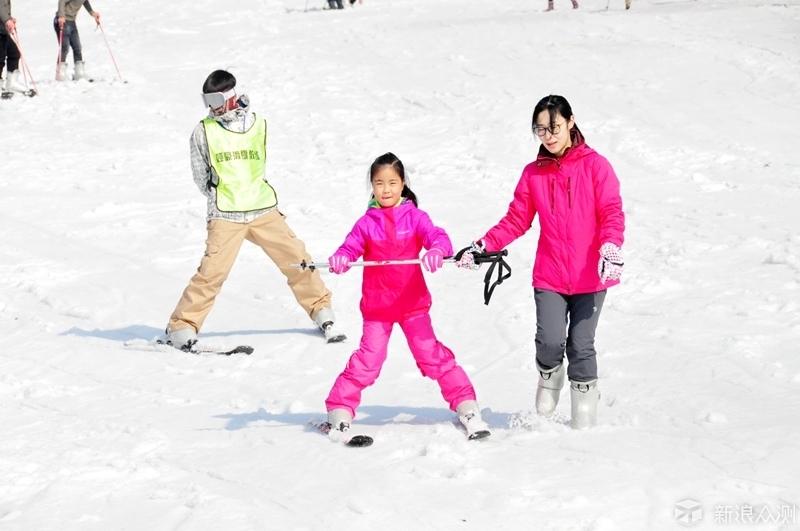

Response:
(570, 379), (600, 430)
(315, 307), (346, 343)
(4, 70), (28, 93)
(456, 400), (491, 440)
(535, 361), (565, 418)
(56, 62), (68, 81)
(327, 408), (353, 433)
(73, 61), (92, 82)
(165, 327), (198, 351)
(56, 62), (69, 81)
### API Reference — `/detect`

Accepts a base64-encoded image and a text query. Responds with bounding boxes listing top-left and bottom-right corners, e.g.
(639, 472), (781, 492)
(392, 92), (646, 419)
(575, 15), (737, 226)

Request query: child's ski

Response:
(454, 419), (491, 441)
(310, 420), (373, 447)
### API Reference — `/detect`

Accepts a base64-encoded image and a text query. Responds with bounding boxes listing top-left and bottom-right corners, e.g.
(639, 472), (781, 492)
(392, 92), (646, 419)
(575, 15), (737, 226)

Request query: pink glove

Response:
(328, 254), (350, 274)
(422, 248), (445, 273)
(598, 243), (624, 284)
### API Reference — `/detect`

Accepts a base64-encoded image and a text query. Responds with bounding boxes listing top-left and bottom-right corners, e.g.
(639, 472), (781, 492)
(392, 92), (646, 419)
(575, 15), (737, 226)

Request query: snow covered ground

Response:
(2, 0), (800, 529)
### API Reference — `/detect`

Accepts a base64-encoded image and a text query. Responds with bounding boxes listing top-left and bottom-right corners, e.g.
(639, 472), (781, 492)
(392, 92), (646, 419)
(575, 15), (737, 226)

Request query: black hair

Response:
(369, 152), (418, 207)
(531, 94), (580, 136)
(202, 70), (236, 94)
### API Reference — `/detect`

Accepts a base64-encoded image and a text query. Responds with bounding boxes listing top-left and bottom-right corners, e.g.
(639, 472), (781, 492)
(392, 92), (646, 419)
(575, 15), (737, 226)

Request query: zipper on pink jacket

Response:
(568, 176), (572, 208)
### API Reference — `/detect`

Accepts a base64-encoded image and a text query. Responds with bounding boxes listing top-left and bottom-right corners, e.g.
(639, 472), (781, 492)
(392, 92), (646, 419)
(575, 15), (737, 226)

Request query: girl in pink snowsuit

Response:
(324, 153), (490, 440)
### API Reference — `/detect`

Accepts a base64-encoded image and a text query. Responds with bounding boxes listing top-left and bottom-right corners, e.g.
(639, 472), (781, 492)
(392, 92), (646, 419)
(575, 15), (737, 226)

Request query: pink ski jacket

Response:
(334, 201), (453, 322)
(482, 130), (625, 295)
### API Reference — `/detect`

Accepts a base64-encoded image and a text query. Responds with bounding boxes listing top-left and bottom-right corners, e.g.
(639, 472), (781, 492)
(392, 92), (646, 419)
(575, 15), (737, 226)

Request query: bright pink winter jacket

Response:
(335, 200), (453, 322)
(482, 130), (625, 295)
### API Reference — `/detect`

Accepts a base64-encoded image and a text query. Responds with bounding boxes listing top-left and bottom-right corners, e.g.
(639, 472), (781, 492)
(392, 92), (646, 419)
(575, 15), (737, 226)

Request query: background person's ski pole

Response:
(57, 27), (63, 81)
(9, 32), (38, 95)
(291, 258), (457, 271)
(98, 22), (125, 82)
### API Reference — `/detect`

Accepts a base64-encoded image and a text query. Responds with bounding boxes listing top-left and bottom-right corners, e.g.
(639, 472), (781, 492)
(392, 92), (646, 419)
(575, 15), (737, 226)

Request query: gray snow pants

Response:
(534, 288), (606, 383)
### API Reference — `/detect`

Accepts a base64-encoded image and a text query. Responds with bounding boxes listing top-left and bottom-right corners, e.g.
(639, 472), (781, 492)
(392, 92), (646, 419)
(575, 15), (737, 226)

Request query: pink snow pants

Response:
(325, 313), (476, 418)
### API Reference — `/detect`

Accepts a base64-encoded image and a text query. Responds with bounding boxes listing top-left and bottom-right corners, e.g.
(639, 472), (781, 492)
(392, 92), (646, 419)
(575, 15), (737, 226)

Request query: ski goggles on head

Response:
(201, 87), (236, 109)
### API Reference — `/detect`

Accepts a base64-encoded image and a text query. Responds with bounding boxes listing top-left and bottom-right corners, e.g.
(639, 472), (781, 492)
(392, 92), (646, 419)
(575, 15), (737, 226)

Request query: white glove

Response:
(598, 242), (624, 284)
(456, 241), (485, 270)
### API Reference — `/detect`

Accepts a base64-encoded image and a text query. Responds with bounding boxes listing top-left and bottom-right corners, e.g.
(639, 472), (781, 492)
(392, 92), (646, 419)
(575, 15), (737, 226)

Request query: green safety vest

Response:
(202, 114), (277, 212)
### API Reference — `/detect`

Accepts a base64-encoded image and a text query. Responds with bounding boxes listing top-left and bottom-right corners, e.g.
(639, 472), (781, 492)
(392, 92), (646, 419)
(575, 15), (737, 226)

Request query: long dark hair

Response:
(531, 95), (580, 136)
(368, 152), (418, 207)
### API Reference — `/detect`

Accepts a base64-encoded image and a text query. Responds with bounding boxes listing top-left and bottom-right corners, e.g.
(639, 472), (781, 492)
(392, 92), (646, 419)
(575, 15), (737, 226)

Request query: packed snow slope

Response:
(1, 0), (799, 529)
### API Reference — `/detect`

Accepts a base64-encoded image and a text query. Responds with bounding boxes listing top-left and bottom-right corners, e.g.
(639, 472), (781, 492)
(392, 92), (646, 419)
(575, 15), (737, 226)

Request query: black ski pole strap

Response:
(453, 245), (472, 261)
(472, 250), (512, 305)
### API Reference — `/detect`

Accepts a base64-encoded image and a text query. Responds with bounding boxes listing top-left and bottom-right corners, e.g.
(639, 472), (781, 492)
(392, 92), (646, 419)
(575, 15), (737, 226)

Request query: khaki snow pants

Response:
(168, 210), (332, 333)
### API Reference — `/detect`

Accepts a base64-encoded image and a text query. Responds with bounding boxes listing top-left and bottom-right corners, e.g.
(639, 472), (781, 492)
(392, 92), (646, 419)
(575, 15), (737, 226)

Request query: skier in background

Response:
(323, 152), (491, 441)
(54, 0), (100, 81)
(457, 95), (625, 430)
(164, 69), (345, 352)
(545, 0), (579, 11)
(0, 0), (27, 96)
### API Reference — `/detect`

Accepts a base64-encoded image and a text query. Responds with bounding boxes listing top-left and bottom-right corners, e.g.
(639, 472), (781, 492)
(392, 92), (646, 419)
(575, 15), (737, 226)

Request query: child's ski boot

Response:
(457, 400), (491, 440)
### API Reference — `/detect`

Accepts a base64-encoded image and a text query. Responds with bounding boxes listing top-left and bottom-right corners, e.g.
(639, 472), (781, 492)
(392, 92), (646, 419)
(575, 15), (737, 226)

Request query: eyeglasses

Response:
(201, 87), (236, 110)
(533, 121), (566, 138)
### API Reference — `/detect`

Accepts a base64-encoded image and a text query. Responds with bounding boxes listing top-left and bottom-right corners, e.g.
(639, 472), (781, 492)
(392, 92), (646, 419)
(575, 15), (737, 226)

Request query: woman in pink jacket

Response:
(324, 152), (490, 440)
(458, 95), (625, 429)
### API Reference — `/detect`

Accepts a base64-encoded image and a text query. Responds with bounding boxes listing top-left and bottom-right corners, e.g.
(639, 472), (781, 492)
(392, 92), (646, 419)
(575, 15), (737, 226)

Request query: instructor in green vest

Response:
(165, 69), (345, 350)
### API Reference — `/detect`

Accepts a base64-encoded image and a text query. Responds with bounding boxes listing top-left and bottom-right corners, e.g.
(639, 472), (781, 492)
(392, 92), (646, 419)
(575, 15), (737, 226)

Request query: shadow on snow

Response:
(60, 325), (320, 341)
(216, 405), (514, 431)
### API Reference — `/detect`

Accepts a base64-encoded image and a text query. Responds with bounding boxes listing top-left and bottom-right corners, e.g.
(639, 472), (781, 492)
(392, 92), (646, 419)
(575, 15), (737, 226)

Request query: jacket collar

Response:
(368, 197), (412, 210)
(536, 127), (586, 163)
(207, 94), (252, 130)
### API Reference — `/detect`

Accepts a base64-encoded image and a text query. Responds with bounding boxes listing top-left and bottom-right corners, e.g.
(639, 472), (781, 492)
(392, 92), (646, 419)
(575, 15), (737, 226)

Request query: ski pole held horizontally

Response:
(292, 249), (511, 305)
(291, 258), (457, 270)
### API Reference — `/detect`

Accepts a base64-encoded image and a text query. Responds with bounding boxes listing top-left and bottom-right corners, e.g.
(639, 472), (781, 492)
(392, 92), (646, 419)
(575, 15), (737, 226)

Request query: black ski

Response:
(310, 420), (373, 447)
(1, 89), (37, 99)
(154, 339), (253, 356)
(190, 344), (253, 356)
(453, 419), (491, 441)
